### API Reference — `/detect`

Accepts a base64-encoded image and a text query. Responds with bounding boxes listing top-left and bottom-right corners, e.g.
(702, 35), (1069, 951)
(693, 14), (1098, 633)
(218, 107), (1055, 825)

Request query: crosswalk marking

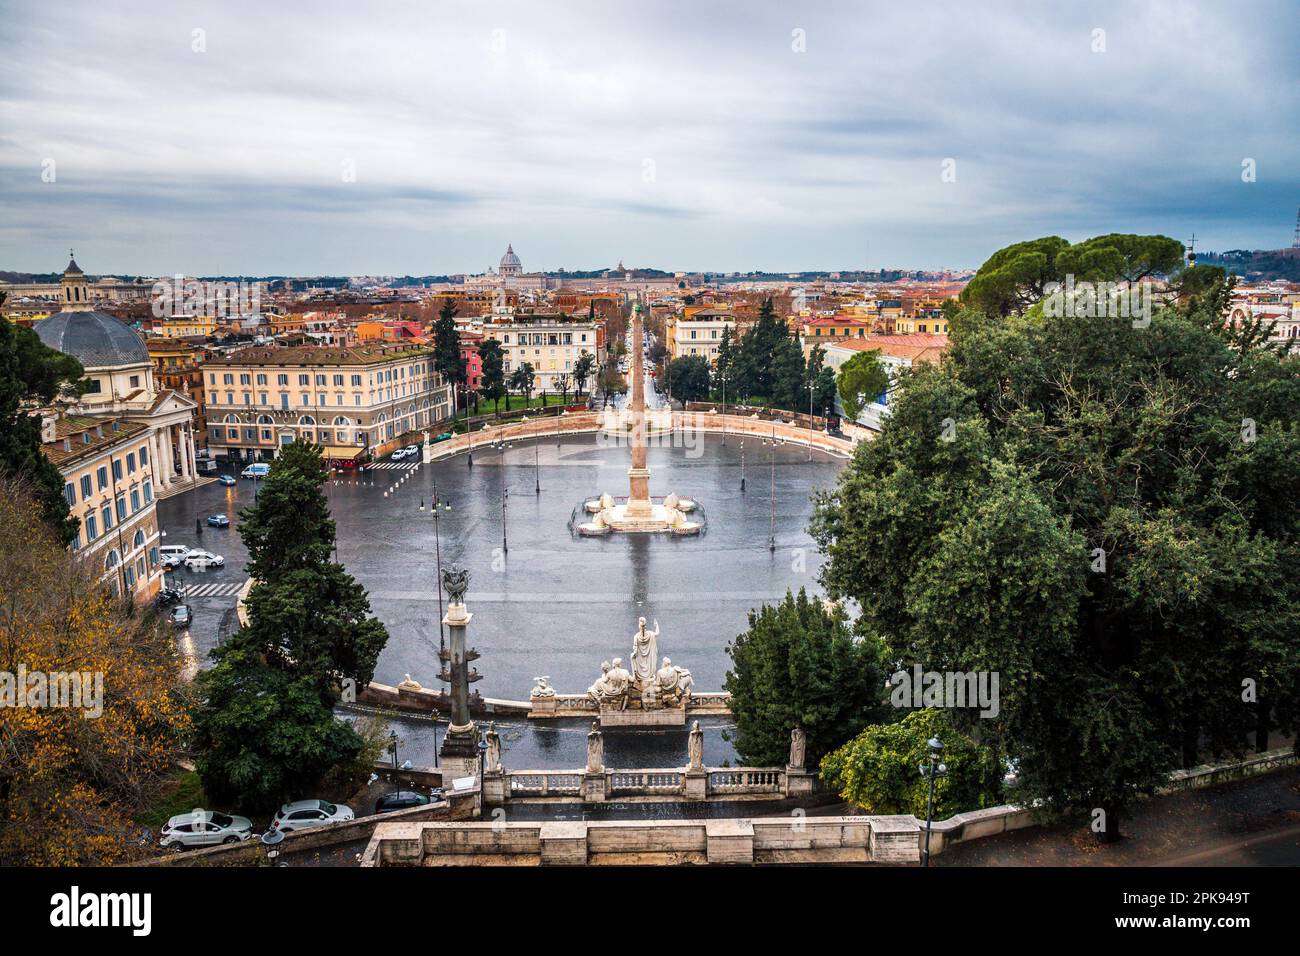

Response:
(366, 460), (422, 470)
(184, 582), (243, 598)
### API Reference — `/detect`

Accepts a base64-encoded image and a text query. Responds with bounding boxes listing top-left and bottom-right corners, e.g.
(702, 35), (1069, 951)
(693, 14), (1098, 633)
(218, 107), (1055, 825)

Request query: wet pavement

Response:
(158, 429), (847, 767)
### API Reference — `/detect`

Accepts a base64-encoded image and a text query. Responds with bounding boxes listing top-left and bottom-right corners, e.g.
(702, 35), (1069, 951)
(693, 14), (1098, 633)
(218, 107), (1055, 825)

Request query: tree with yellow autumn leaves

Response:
(0, 480), (190, 865)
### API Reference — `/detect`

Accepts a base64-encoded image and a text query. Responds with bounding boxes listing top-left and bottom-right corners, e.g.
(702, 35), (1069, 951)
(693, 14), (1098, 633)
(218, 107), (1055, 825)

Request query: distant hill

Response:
(1198, 248), (1300, 282)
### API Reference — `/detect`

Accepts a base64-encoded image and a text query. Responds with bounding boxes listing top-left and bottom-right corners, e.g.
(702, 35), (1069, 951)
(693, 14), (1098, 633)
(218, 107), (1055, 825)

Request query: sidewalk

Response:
(936, 766), (1300, 866)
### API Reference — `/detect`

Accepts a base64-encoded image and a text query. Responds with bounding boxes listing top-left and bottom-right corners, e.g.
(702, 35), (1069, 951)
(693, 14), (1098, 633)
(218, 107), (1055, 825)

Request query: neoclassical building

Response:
(36, 257), (200, 496)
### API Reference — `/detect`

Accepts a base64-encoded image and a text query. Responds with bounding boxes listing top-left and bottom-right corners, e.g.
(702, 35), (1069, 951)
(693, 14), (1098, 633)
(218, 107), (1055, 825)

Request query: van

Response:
(240, 463), (270, 479)
(159, 545), (190, 567)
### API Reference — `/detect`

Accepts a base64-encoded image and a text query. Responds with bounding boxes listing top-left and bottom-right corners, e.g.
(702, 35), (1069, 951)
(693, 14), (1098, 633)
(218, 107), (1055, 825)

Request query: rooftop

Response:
(206, 344), (433, 367)
(41, 414), (149, 468)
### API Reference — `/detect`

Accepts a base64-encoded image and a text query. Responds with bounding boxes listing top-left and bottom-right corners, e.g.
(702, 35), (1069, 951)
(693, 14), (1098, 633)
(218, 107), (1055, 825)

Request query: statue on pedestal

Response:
(788, 726), (807, 771)
(630, 617), (660, 686)
(530, 676), (556, 699)
(485, 722), (502, 773)
(688, 720), (704, 770)
(586, 722), (604, 773)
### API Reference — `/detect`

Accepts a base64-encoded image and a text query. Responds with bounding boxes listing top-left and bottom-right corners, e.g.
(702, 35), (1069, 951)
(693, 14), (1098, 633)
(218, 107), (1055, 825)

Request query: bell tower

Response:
(60, 251), (90, 311)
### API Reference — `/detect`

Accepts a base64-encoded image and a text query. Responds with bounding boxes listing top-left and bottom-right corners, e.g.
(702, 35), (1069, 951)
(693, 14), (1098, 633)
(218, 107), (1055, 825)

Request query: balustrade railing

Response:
(508, 771), (583, 796)
(707, 768), (784, 793)
(609, 770), (684, 794)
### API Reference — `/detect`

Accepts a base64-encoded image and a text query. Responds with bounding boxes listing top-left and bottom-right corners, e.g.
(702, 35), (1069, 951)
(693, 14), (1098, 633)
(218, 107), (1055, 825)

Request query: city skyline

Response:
(2, 0), (1297, 276)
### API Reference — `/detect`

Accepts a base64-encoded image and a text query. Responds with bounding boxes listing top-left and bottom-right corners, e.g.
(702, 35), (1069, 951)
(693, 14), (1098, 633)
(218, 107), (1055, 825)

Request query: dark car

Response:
(374, 790), (435, 814)
(217, 474), (237, 486)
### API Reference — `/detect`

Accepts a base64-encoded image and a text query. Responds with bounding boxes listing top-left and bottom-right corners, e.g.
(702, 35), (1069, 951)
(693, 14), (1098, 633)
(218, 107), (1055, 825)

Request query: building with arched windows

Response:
(202, 343), (452, 462)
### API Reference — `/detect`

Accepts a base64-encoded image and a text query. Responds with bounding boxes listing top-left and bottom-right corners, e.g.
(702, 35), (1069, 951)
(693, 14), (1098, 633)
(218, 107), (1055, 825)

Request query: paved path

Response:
(937, 766), (1300, 866)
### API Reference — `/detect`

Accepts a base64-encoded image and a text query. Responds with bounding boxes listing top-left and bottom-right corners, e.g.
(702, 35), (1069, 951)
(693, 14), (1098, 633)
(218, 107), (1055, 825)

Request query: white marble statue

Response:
(630, 617), (660, 686)
(530, 676), (556, 699)
(603, 658), (633, 709)
(485, 722), (502, 773)
(586, 722), (604, 773)
(688, 720), (704, 770)
(789, 726), (807, 771)
(655, 656), (693, 704)
(587, 661), (612, 702)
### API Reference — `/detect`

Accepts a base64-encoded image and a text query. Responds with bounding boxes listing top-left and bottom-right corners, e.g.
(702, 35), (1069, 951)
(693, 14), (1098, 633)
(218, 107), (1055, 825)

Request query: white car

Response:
(269, 799), (354, 833)
(158, 544), (191, 567)
(183, 549), (225, 569)
(159, 810), (254, 851)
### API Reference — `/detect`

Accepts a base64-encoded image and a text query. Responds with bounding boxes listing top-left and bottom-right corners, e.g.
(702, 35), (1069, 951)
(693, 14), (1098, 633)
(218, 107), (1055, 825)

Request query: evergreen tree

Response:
(573, 350), (596, 397)
(0, 306), (85, 545)
(431, 299), (466, 411)
(478, 339), (506, 413)
(192, 440), (388, 810)
(713, 325), (735, 400)
(666, 355), (710, 403)
(769, 336), (806, 411)
(724, 589), (887, 768)
(735, 297), (790, 401)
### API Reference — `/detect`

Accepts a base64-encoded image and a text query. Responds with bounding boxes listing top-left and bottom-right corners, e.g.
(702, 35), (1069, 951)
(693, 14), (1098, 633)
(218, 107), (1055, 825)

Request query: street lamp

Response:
(763, 423), (784, 552)
(919, 736), (948, 868)
(420, 489), (452, 651)
(261, 827), (285, 867)
(805, 381), (816, 461)
(491, 436), (512, 554)
(431, 707), (440, 768)
(718, 372), (729, 446)
(388, 729), (400, 773)
(477, 734), (489, 818)
(739, 439), (746, 493)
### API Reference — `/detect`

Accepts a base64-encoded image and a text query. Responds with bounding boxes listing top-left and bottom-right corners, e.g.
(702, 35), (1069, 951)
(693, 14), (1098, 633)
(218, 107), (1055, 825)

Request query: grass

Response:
(135, 768), (209, 829)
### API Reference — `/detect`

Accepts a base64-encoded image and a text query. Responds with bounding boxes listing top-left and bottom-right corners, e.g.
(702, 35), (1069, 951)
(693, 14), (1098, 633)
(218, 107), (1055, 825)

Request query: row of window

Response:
(209, 362), (434, 389)
(63, 444), (151, 507)
(70, 480), (154, 549)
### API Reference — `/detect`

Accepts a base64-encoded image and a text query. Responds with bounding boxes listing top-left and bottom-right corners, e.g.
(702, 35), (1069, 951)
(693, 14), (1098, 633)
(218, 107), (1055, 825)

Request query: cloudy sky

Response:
(2, 0), (1296, 276)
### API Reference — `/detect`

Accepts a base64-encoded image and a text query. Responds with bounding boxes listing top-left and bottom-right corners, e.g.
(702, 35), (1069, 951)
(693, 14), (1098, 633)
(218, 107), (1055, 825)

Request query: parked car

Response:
(217, 474), (237, 486)
(240, 462), (270, 479)
(158, 544), (191, 568)
(170, 604), (192, 627)
(391, 447), (414, 461)
(206, 513), (230, 528)
(159, 810), (254, 851)
(374, 790), (436, 814)
(431, 432), (454, 443)
(269, 799), (354, 833)
(183, 550), (224, 569)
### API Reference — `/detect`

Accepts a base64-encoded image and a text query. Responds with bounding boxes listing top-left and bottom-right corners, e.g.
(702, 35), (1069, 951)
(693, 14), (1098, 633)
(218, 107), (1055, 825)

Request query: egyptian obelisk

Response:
(625, 300), (653, 516)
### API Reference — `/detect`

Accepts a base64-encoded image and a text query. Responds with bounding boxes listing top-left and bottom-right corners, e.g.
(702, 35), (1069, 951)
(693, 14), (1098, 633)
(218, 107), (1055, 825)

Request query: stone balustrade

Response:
(488, 765), (806, 803)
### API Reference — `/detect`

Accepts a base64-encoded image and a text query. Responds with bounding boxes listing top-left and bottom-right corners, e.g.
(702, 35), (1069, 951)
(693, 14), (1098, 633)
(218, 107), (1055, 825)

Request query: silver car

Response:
(269, 799), (354, 833)
(159, 809), (254, 851)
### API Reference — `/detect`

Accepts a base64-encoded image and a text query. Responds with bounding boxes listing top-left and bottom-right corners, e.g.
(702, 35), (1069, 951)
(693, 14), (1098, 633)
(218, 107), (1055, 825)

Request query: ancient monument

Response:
(577, 300), (702, 535)
(586, 617), (694, 726)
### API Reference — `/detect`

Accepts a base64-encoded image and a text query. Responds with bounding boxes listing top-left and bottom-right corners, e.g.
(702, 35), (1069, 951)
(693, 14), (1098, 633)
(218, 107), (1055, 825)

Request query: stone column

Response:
(438, 567), (481, 790)
(581, 722), (608, 802)
(157, 429), (172, 488)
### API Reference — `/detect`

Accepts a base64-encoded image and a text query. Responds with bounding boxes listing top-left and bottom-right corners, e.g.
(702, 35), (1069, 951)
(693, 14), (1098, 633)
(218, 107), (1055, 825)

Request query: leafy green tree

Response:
(572, 350), (596, 397)
(191, 642), (366, 813)
(667, 355), (710, 403)
(813, 253), (1300, 842)
(478, 338), (507, 413)
(1056, 233), (1184, 284)
(723, 589), (888, 768)
(431, 299), (466, 411)
(509, 362), (535, 406)
(821, 709), (1004, 817)
(0, 308), (85, 545)
(959, 236), (1070, 317)
(836, 349), (887, 421)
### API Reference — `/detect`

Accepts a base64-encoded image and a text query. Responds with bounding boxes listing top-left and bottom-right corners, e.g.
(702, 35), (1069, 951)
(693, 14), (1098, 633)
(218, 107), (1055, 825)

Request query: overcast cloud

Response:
(1, 0), (1296, 275)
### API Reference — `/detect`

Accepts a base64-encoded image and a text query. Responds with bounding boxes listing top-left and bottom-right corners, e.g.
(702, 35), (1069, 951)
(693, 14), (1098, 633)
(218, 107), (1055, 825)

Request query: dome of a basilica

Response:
(35, 309), (150, 369)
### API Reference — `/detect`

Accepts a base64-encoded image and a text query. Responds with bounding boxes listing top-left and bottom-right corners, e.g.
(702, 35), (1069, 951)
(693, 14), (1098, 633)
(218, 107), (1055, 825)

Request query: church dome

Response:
(35, 310), (149, 369)
(499, 244), (522, 275)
